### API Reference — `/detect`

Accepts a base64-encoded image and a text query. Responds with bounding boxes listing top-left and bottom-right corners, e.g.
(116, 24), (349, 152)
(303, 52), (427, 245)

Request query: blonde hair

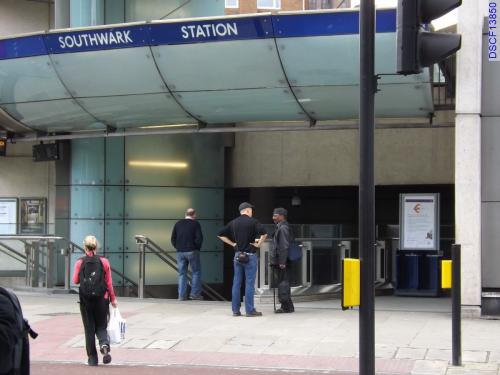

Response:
(83, 235), (99, 253)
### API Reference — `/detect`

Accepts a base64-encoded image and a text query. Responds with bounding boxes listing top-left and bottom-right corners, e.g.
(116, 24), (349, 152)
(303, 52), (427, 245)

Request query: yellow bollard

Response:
(441, 260), (452, 289)
(342, 258), (360, 310)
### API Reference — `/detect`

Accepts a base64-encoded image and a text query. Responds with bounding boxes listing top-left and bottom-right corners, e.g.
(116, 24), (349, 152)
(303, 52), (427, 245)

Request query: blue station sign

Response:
(44, 25), (149, 54)
(0, 9), (397, 60)
(150, 16), (274, 45)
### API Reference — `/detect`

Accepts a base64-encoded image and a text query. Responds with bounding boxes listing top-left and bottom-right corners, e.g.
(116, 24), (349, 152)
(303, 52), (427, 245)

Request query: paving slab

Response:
(147, 339), (179, 349)
(411, 360), (448, 375)
(463, 350), (488, 363)
(426, 348), (451, 362)
(445, 362), (499, 375)
(488, 351), (500, 363)
(396, 347), (428, 360)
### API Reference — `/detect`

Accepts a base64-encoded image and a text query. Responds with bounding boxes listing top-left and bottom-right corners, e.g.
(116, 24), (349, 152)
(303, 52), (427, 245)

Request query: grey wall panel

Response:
(482, 117), (500, 201)
(482, 202), (500, 288)
(482, 33), (500, 117)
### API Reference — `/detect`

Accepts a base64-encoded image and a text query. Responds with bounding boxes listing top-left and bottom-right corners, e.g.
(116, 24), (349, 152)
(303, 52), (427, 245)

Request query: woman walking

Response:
(72, 235), (117, 366)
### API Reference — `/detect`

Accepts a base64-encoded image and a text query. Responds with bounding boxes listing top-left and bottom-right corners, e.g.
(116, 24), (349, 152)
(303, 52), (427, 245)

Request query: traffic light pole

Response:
(359, 0), (376, 374)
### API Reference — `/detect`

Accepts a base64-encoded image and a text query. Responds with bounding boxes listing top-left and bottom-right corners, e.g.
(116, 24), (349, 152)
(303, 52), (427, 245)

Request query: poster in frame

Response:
(19, 198), (47, 235)
(399, 193), (440, 251)
(0, 198), (18, 235)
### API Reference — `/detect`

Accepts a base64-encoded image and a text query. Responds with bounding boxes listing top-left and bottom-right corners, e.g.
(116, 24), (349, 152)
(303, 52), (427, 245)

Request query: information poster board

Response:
(19, 198), (46, 235)
(399, 193), (440, 251)
(0, 198), (17, 235)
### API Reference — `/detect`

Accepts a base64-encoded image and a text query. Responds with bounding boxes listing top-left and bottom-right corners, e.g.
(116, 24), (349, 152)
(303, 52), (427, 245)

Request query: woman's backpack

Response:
(78, 255), (107, 299)
(0, 287), (37, 375)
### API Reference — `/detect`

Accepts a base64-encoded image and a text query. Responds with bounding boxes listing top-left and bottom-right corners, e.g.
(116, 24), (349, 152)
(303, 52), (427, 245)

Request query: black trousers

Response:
(276, 267), (295, 312)
(79, 296), (109, 359)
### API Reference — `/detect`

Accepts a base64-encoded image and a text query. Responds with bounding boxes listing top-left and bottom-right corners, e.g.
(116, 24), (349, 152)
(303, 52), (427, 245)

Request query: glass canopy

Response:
(0, 9), (433, 134)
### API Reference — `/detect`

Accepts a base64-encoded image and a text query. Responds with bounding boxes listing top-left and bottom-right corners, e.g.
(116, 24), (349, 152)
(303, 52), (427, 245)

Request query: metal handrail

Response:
(0, 235), (138, 293)
(0, 235), (64, 240)
(66, 241), (138, 291)
(0, 241), (27, 264)
(135, 235), (226, 301)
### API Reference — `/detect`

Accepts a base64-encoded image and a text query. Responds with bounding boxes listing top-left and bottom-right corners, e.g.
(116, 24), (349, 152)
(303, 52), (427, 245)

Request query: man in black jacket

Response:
(218, 202), (267, 317)
(171, 208), (203, 300)
(272, 207), (294, 313)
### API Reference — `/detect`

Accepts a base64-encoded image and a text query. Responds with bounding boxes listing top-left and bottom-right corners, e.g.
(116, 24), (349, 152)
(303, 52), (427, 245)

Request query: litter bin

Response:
(419, 254), (441, 296)
(396, 253), (420, 294)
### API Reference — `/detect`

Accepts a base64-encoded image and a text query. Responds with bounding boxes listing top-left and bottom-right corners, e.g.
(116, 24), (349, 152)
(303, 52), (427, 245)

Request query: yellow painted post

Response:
(441, 260), (452, 289)
(342, 258), (360, 310)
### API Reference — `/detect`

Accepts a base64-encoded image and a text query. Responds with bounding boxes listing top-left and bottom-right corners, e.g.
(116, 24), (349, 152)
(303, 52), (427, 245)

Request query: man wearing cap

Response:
(217, 202), (267, 317)
(271, 207), (295, 313)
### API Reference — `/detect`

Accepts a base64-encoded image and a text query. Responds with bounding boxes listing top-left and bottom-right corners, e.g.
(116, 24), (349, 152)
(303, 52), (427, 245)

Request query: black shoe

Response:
(88, 356), (98, 366)
(232, 311), (242, 317)
(190, 295), (204, 300)
(275, 308), (293, 314)
(246, 310), (263, 317)
(100, 344), (111, 364)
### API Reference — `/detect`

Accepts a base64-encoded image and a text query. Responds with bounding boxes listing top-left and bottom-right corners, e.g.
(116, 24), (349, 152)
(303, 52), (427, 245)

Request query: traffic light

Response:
(397, 0), (462, 75)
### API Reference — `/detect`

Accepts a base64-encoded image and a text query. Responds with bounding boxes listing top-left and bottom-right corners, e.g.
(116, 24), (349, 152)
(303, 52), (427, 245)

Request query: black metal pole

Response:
(452, 244), (462, 366)
(359, 0), (376, 374)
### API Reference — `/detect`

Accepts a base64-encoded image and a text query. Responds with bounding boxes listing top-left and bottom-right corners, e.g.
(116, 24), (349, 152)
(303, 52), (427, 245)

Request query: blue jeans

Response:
(232, 252), (258, 314)
(177, 251), (202, 299)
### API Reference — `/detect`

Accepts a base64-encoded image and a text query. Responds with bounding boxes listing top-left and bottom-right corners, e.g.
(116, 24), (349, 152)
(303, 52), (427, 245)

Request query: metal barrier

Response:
(0, 235), (136, 293)
(134, 235), (226, 301)
(433, 57), (457, 111)
(258, 239), (312, 289)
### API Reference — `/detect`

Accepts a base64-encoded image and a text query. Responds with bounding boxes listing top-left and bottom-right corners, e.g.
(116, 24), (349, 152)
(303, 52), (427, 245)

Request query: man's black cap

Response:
(273, 207), (288, 217)
(238, 202), (254, 211)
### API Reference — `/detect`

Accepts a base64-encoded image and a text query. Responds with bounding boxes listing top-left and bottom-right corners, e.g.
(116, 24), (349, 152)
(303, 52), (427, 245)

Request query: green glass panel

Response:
(292, 84), (433, 120)
(105, 187), (124, 219)
(123, 219), (224, 253)
(124, 251), (222, 285)
(200, 251), (223, 283)
(124, 187), (223, 220)
(0, 56), (70, 104)
(277, 33), (428, 87)
(105, 138), (124, 185)
(105, 220), (124, 252)
(124, 252), (177, 285)
(106, 253), (124, 286)
(0, 100), (102, 133)
(79, 94), (193, 129)
(176, 88), (307, 123)
(153, 39), (286, 91)
(71, 138), (105, 184)
(125, 134), (224, 187)
(71, 186), (104, 219)
(50, 47), (164, 97)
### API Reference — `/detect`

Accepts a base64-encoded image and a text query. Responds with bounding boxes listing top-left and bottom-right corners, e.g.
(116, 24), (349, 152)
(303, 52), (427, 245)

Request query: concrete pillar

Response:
(455, 0), (487, 316)
(54, 0), (70, 29)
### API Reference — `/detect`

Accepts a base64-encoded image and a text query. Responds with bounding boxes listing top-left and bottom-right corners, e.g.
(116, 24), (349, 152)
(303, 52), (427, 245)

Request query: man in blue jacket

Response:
(171, 208), (203, 300)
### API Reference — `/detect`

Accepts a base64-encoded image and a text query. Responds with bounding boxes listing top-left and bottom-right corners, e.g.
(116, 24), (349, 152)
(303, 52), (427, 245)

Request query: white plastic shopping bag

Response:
(107, 306), (126, 344)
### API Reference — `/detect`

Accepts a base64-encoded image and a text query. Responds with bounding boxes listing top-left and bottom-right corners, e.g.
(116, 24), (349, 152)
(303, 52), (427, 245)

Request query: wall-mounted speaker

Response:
(33, 143), (60, 162)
